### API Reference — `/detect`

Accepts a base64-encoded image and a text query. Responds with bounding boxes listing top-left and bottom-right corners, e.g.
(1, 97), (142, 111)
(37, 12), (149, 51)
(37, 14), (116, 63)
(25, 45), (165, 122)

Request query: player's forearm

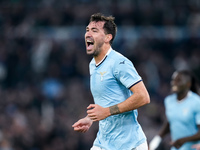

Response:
(172, 131), (200, 149)
(149, 120), (170, 150)
(159, 120), (170, 138)
(109, 91), (150, 115)
(181, 131), (200, 143)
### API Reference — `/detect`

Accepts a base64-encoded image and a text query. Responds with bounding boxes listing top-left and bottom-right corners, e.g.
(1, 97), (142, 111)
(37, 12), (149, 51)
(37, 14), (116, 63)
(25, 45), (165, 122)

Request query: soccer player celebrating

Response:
(149, 70), (200, 150)
(72, 13), (150, 150)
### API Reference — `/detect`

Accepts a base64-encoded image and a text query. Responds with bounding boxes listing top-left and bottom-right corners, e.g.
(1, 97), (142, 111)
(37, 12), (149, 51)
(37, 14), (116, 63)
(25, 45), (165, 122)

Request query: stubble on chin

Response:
(86, 48), (101, 57)
(93, 50), (99, 57)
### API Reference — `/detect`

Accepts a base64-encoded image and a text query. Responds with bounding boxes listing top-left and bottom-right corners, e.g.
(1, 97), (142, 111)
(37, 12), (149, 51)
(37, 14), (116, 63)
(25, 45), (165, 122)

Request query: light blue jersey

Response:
(165, 91), (200, 150)
(89, 48), (146, 150)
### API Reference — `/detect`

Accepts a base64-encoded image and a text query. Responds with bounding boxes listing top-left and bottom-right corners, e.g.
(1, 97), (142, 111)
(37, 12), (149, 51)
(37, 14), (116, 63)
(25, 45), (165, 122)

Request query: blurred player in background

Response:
(72, 13), (150, 150)
(149, 70), (200, 150)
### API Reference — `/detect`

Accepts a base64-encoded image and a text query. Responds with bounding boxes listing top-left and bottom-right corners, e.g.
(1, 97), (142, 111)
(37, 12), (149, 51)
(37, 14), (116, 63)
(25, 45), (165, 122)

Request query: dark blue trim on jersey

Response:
(128, 79), (142, 89)
(96, 55), (108, 67)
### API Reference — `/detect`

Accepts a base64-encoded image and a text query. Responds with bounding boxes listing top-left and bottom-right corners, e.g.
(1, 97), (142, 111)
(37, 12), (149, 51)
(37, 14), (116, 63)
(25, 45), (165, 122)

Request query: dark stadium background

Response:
(0, 0), (199, 149)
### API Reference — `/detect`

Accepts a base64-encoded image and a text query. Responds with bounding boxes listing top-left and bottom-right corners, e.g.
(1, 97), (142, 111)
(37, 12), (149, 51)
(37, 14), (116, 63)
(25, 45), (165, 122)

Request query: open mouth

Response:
(86, 39), (94, 50)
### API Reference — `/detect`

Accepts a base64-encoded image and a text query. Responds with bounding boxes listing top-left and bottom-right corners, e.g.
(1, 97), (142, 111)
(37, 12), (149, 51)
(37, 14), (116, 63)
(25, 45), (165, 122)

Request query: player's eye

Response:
(92, 29), (98, 32)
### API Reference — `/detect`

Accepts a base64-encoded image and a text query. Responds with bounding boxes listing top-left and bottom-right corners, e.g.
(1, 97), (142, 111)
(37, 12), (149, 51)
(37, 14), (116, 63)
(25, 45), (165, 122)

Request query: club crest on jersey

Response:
(100, 71), (106, 81)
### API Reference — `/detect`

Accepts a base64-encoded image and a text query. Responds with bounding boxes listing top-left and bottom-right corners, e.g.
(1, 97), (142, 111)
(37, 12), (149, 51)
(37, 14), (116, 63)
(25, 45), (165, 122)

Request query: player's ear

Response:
(105, 34), (112, 43)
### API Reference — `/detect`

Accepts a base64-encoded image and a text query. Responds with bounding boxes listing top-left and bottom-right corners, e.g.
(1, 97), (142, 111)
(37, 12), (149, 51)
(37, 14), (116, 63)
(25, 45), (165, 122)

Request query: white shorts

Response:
(90, 141), (148, 150)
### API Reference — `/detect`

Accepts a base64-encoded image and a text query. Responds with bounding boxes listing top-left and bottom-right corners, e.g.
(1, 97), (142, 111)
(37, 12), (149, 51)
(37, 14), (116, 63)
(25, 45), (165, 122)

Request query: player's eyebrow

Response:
(86, 26), (98, 31)
(91, 27), (98, 31)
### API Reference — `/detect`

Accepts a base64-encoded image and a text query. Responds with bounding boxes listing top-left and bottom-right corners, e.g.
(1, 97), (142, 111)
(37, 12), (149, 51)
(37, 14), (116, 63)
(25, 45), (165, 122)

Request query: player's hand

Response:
(171, 138), (186, 149)
(72, 116), (93, 133)
(87, 104), (110, 121)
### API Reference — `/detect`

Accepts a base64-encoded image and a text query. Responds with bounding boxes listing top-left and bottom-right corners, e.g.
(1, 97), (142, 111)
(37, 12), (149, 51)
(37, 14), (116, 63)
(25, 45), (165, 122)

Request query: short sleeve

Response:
(113, 58), (142, 89)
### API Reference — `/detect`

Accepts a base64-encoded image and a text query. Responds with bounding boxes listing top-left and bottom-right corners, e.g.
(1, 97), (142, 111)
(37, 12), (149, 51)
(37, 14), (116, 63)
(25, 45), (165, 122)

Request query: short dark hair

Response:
(90, 13), (117, 45)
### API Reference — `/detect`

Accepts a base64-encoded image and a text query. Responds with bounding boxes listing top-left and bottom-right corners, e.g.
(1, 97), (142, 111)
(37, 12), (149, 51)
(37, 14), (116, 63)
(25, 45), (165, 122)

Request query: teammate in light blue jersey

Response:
(72, 13), (150, 150)
(149, 70), (200, 150)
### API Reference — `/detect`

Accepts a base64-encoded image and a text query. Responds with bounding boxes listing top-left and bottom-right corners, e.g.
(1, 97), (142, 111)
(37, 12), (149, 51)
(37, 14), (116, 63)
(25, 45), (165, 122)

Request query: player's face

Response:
(170, 72), (188, 93)
(85, 21), (106, 56)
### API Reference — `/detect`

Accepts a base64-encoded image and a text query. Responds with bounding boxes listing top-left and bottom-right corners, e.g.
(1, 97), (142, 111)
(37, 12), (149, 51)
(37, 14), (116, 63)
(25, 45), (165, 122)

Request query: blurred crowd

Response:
(0, 0), (200, 149)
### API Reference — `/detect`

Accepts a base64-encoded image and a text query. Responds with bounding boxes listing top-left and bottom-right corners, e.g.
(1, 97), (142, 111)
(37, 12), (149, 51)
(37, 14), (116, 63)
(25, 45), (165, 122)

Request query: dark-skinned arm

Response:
(149, 119), (170, 150)
(172, 125), (200, 149)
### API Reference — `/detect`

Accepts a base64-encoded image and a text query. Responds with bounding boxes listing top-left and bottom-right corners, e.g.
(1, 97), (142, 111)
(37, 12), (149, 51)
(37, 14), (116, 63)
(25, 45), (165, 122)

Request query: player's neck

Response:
(94, 45), (111, 65)
(177, 90), (189, 101)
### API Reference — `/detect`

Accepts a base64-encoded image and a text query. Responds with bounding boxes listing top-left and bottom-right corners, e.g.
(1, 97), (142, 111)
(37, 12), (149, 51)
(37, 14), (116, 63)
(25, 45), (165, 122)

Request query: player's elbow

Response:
(145, 94), (150, 105)
(141, 92), (150, 105)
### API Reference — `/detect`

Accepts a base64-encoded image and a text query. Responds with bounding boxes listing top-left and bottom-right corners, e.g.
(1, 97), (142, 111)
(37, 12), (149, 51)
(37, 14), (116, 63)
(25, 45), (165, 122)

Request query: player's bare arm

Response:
(87, 81), (150, 121)
(172, 125), (200, 149)
(109, 104), (120, 115)
(110, 81), (150, 115)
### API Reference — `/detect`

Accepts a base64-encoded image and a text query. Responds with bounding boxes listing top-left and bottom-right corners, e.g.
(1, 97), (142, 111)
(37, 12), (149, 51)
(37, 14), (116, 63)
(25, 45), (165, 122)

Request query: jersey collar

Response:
(95, 47), (112, 67)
